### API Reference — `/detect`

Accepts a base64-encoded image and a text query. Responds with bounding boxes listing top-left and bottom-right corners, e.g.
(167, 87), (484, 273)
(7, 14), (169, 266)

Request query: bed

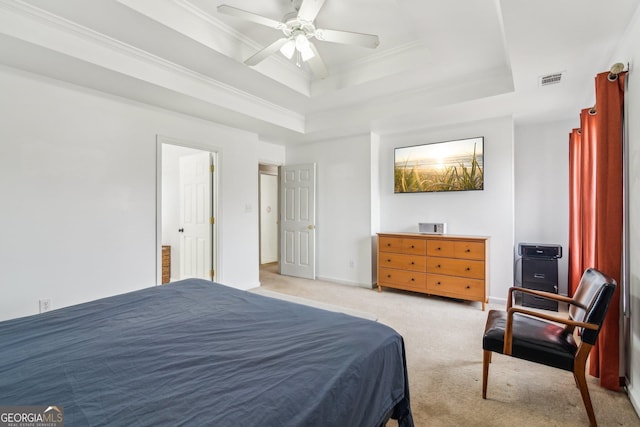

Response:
(0, 279), (413, 426)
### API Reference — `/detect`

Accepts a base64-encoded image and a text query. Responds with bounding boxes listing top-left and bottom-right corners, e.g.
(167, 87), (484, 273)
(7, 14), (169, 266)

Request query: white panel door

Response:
(179, 152), (211, 280)
(280, 164), (316, 279)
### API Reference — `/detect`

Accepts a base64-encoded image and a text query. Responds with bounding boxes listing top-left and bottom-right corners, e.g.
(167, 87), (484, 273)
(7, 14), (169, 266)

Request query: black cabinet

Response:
(518, 244), (562, 311)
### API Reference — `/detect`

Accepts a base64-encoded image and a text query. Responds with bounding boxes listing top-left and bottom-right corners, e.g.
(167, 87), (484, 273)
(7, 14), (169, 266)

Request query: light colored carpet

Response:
(250, 287), (378, 321)
(258, 263), (640, 427)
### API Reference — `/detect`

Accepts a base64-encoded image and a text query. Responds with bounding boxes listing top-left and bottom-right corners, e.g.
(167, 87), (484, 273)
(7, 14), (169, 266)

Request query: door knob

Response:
(307, 224), (315, 230)
(178, 228), (184, 233)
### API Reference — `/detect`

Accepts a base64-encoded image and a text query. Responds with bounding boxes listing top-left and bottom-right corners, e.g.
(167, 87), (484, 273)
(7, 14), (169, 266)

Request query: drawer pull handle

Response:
(410, 261), (415, 265)
(436, 281), (441, 285)
(387, 259), (391, 262)
(387, 274), (391, 278)
(466, 285), (471, 289)
(466, 267), (471, 271)
(411, 245), (415, 248)
(466, 249), (471, 252)
(437, 264), (441, 268)
(410, 278), (415, 281)
(437, 247), (441, 251)
(387, 243), (391, 247)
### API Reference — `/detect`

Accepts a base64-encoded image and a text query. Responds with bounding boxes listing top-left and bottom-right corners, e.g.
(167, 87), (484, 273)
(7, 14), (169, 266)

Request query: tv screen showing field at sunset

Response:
(394, 136), (484, 193)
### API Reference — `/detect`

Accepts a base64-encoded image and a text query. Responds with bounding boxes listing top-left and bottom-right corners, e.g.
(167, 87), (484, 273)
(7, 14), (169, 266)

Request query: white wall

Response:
(287, 134), (374, 287)
(378, 116), (515, 303)
(611, 5), (640, 414)
(258, 140), (286, 165)
(514, 120), (574, 295)
(0, 67), (260, 321)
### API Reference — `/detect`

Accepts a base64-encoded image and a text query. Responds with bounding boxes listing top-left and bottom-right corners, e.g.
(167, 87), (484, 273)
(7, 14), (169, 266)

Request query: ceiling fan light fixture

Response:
(295, 33), (310, 51)
(300, 44), (315, 62)
(280, 39), (296, 59)
(293, 33), (315, 62)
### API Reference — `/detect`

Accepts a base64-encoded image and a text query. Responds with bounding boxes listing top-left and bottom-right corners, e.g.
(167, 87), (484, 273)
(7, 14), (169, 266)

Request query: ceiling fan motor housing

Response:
(282, 13), (316, 40)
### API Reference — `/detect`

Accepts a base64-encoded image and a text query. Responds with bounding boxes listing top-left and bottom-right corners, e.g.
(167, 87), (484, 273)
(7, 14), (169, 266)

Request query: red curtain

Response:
(568, 70), (626, 391)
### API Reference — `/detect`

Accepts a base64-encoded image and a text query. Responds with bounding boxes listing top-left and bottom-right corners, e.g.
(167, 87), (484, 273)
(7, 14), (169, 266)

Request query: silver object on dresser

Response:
(419, 222), (447, 234)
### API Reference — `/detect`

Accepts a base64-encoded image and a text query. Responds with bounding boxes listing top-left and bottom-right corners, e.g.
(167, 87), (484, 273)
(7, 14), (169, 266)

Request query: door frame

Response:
(156, 135), (220, 285)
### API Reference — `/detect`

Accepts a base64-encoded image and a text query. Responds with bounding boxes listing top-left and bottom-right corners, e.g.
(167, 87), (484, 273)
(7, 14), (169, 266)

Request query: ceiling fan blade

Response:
(244, 38), (290, 66)
(315, 28), (380, 49)
(217, 5), (285, 30)
(306, 43), (328, 79)
(297, 0), (326, 22)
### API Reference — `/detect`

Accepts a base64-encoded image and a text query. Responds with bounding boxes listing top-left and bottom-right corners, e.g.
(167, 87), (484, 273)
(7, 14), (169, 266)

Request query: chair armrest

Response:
(502, 306), (599, 355)
(506, 286), (585, 310)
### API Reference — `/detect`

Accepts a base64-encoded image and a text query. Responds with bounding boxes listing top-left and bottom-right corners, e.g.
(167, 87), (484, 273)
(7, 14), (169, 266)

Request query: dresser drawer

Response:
(379, 237), (404, 253)
(378, 253), (426, 272)
(401, 239), (426, 255)
(379, 237), (426, 255)
(426, 240), (454, 257)
(426, 258), (485, 279)
(379, 268), (427, 292)
(453, 241), (485, 260)
(427, 274), (485, 300)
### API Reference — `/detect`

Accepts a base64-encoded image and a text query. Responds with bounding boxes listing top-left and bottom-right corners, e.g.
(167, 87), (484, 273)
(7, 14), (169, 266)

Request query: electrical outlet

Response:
(39, 299), (51, 313)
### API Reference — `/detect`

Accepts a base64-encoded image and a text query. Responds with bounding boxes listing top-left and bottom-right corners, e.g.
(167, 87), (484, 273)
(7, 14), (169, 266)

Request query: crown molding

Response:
(174, 0), (269, 59)
(0, 0), (305, 130)
(169, 1), (425, 95)
(121, 0), (312, 95)
(174, 0), (312, 79)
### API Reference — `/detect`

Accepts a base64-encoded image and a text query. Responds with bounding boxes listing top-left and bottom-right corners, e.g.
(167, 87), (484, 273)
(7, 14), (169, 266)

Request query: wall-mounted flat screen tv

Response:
(394, 136), (484, 193)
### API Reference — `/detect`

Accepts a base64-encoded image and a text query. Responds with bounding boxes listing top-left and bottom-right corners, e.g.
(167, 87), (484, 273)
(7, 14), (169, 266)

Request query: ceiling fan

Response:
(217, 0), (380, 78)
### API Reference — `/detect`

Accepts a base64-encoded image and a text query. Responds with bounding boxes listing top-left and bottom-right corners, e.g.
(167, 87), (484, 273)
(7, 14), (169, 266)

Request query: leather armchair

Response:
(482, 268), (616, 427)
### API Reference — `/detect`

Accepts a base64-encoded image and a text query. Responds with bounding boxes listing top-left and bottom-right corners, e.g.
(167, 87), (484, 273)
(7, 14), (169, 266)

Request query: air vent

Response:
(539, 72), (563, 87)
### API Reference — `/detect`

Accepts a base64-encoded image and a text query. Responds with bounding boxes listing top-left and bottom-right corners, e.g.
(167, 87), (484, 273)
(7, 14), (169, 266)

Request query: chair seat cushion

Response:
(483, 310), (578, 371)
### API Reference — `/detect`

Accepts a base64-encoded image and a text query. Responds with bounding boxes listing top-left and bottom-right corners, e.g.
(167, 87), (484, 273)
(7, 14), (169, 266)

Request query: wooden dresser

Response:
(377, 233), (489, 310)
(162, 245), (171, 284)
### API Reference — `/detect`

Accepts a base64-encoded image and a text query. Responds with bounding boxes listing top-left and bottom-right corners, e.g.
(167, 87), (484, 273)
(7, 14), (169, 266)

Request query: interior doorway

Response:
(159, 140), (218, 283)
(259, 164), (279, 269)
(257, 163), (317, 280)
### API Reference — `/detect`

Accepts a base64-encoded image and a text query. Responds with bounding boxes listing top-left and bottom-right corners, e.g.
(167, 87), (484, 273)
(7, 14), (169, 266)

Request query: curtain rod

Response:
(608, 62), (625, 81)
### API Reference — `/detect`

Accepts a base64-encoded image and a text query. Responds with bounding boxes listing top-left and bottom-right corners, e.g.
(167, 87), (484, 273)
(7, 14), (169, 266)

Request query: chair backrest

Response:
(569, 268), (617, 345)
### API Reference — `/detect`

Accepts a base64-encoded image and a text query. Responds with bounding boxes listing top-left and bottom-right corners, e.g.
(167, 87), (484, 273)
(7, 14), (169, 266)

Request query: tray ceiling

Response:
(0, 0), (637, 143)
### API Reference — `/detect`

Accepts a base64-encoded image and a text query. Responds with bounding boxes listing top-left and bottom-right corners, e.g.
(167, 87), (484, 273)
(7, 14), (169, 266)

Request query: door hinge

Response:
(210, 269), (215, 279)
(210, 165), (215, 173)
(210, 217), (215, 225)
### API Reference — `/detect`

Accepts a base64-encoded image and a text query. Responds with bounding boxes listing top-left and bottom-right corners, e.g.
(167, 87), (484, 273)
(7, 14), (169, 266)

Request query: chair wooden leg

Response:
(574, 361), (597, 427)
(482, 350), (491, 399)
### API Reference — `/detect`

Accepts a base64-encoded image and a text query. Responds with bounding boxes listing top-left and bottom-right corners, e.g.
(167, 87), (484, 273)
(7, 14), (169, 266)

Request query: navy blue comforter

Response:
(0, 279), (413, 426)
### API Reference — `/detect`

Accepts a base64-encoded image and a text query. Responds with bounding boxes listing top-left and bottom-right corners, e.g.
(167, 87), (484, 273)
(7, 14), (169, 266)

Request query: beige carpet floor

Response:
(257, 263), (640, 427)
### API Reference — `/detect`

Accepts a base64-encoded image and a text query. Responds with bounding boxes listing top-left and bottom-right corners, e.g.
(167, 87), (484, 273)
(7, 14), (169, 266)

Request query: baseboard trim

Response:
(316, 275), (374, 289)
(487, 296), (508, 306)
(627, 381), (640, 419)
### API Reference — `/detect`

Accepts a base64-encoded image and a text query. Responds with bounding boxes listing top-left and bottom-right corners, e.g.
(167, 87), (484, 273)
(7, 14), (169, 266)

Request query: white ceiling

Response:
(0, 0), (638, 144)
